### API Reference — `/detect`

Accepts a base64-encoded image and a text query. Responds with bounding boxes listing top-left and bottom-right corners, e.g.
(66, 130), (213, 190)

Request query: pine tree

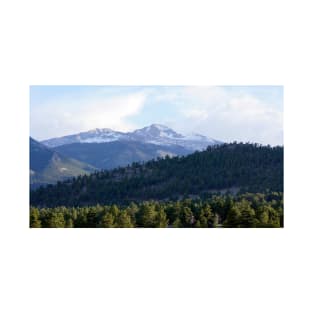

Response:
(172, 217), (182, 228)
(126, 202), (139, 226)
(212, 213), (219, 227)
(198, 204), (213, 227)
(48, 212), (65, 228)
(224, 206), (241, 228)
(139, 203), (157, 227)
(30, 207), (41, 228)
(86, 208), (98, 227)
(240, 206), (257, 227)
(195, 220), (201, 228)
(180, 207), (194, 227)
(155, 209), (168, 228)
(116, 211), (134, 228)
(267, 207), (280, 227)
(110, 205), (120, 218)
(66, 218), (74, 228)
(100, 212), (115, 228)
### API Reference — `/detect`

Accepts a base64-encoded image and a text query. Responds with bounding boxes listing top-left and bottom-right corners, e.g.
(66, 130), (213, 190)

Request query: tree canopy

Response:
(30, 191), (283, 228)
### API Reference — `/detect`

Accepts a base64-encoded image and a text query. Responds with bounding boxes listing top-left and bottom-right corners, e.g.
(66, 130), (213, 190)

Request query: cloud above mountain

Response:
(30, 87), (147, 140)
(171, 87), (283, 145)
(30, 86), (283, 145)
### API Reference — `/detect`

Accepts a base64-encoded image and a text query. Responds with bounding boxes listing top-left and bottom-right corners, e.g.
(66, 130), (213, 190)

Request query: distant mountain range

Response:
(31, 124), (222, 188)
(41, 124), (222, 151)
(30, 137), (95, 188)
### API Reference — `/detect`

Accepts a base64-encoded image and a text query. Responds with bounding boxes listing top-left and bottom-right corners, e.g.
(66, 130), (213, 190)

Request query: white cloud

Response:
(167, 86), (283, 145)
(31, 91), (147, 140)
(182, 109), (209, 120)
(78, 92), (147, 131)
(31, 86), (283, 145)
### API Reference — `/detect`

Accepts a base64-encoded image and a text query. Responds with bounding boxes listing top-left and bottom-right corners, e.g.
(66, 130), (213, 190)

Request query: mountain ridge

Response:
(54, 140), (192, 170)
(30, 137), (96, 188)
(41, 124), (222, 151)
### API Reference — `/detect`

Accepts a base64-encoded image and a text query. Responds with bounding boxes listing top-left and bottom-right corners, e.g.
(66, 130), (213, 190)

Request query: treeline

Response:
(30, 192), (283, 228)
(30, 143), (283, 207)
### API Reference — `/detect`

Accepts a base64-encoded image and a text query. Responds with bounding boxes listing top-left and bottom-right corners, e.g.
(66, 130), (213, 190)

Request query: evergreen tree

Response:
(139, 203), (157, 227)
(172, 217), (182, 228)
(212, 213), (219, 227)
(198, 204), (213, 227)
(116, 211), (134, 228)
(65, 218), (74, 228)
(48, 212), (65, 228)
(75, 213), (88, 228)
(109, 205), (120, 219)
(195, 220), (201, 228)
(29, 190), (283, 228)
(240, 205), (257, 227)
(86, 208), (98, 227)
(267, 207), (280, 227)
(224, 206), (241, 228)
(180, 207), (194, 227)
(126, 202), (139, 226)
(100, 212), (115, 228)
(30, 207), (41, 228)
(155, 209), (168, 228)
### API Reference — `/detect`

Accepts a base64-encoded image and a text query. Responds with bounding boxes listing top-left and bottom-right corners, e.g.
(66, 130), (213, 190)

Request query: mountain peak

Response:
(134, 124), (183, 140)
(87, 128), (114, 134)
(41, 124), (222, 150)
(137, 124), (172, 132)
(150, 124), (171, 130)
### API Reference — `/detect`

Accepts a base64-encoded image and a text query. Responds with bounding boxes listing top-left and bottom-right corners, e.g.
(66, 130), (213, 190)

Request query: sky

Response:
(30, 86), (283, 145)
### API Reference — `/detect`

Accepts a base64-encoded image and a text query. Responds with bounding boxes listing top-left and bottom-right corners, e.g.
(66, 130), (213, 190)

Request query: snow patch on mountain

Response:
(41, 124), (222, 151)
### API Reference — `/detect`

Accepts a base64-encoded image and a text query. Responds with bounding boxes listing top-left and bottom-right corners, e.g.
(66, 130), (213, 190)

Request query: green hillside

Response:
(30, 137), (96, 188)
(30, 143), (283, 206)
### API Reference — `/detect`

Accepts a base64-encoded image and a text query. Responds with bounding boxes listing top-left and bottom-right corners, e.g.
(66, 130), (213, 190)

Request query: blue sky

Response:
(30, 86), (283, 145)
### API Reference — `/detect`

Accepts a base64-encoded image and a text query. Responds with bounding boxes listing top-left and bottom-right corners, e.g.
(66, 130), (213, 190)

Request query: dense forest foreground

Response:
(30, 192), (283, 228)
(30, 143), (284, 228)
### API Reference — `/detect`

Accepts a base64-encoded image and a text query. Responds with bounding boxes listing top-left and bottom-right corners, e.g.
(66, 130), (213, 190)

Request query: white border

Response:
(1, 1), (312, 312)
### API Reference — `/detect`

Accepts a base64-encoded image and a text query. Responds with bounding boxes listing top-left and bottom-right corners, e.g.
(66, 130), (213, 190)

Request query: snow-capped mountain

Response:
(129, 124), (221, 151)
(41, 124), (222, 151)
(41, 128), (125, 147)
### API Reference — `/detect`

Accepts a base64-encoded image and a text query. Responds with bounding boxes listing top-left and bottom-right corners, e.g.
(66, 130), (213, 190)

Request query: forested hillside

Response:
(30, 143), (283, 207)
